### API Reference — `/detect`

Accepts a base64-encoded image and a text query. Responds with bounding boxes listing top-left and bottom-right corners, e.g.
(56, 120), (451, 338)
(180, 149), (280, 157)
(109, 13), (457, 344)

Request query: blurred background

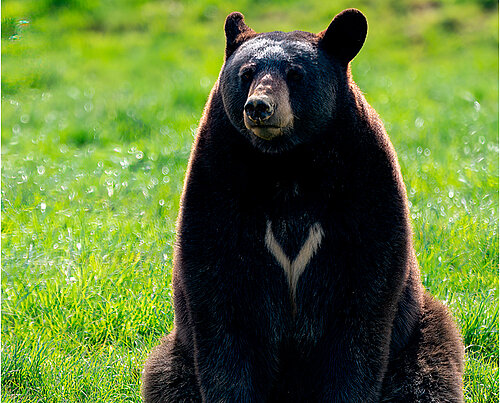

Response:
(2, 0), (498, 401)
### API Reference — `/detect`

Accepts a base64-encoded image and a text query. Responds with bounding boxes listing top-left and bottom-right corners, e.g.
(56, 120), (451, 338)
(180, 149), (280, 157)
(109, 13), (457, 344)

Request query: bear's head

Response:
(219, 9), (368, 154)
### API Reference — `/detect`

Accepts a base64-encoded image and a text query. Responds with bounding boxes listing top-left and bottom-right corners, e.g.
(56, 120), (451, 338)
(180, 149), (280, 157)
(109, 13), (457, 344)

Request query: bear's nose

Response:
(244, 96), (274, 123)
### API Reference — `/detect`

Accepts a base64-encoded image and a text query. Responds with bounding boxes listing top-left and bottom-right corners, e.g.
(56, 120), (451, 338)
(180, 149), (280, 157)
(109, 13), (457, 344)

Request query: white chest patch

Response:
(265, 221), (324, 300)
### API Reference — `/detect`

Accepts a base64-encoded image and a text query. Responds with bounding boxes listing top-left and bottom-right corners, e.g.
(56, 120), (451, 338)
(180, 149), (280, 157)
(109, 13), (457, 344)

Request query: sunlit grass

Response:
(2, 0), (498, 401)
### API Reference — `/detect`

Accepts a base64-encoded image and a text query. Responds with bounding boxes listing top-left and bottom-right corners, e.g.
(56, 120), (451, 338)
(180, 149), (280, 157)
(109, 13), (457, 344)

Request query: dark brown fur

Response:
(142, 9), (464, 402)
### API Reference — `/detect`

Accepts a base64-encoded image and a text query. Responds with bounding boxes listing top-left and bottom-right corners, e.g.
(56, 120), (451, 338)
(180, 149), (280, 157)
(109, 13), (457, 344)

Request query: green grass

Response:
(2, 0), (498, 401)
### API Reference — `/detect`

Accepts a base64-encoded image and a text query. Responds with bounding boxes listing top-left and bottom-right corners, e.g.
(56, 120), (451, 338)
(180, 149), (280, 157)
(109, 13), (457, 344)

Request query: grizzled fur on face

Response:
(142, 9), (464, 403)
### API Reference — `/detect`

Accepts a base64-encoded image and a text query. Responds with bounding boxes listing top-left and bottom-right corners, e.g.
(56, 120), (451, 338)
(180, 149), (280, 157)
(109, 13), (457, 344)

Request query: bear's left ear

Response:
(224, 12), (255, 60)
(318, 9), (368, 66)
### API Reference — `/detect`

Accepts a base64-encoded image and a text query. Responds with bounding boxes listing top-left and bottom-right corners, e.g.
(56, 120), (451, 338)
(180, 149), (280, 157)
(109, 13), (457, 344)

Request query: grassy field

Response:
(1, 0), (498, 401)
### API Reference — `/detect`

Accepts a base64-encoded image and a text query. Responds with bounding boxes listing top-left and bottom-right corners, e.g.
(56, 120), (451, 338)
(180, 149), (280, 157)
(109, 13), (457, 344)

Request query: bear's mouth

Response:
(245, 123), (283, 140)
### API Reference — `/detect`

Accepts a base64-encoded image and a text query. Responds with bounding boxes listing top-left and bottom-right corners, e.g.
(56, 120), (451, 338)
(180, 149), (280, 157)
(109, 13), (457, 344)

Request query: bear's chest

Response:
(262, 179), (326, 256)
(265, 215), (321, 258)
(262, 181), (326, 299)
(265, 218), (324, 298)
(239, 176), (329, 295)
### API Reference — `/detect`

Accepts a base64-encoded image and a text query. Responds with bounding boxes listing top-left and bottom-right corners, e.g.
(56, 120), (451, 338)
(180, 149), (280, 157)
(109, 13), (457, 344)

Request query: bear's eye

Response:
(239, 67), (255, 83)
(287, 66), (304, 82)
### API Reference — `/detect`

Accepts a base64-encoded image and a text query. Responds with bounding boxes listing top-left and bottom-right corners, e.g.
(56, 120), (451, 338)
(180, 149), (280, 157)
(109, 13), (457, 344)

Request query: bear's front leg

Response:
(193, 325), (269, 401)
(312, 316), (394, 402)
(180, 259), (283, 402)
(189, 300), (279, 402)
(295, 276), (399, 403)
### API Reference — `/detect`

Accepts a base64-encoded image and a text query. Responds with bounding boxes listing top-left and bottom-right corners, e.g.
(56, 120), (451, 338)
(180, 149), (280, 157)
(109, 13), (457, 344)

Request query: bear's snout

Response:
(244, 95), (274, 123)
(243, 74), (293, 141)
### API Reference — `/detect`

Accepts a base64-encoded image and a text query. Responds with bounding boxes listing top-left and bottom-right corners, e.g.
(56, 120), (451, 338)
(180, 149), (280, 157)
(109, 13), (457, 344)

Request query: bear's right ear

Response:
(224, 12), (255, 60)
(318, 9), (368, 66)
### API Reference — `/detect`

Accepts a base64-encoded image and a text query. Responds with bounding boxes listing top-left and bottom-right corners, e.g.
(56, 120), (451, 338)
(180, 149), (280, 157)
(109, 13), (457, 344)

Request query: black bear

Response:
(142, 9), (464, 402)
